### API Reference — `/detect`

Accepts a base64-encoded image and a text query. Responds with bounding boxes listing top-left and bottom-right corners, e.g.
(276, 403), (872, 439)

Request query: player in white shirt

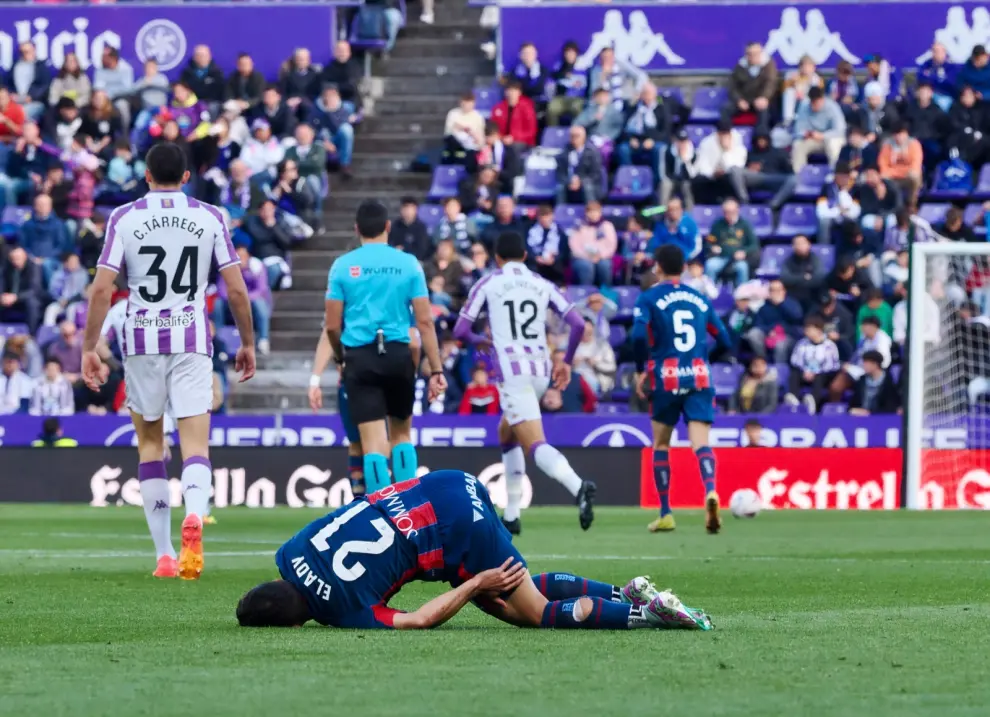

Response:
(82, 142), (256, 580)
(453, 231), (596, 532)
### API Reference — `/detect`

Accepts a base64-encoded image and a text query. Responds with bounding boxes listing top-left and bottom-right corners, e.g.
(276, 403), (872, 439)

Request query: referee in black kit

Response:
(324, 200), (447, 492)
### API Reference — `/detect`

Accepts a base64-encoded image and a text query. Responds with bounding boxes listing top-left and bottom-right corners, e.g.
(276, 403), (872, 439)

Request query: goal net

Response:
(906, 241), (990, 509)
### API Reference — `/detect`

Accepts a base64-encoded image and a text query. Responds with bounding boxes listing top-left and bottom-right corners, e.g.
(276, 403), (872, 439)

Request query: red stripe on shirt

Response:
(372, 603), (401, 628)
(406, 502), (439, 532)
(692, 358), (710, 389)
(706, 322), (719, 337)
(417, 548), (444, 573)
(661, 358), (679, 392)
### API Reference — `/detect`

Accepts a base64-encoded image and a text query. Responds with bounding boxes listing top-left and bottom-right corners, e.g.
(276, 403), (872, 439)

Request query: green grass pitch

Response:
(1, 504), (989, 717)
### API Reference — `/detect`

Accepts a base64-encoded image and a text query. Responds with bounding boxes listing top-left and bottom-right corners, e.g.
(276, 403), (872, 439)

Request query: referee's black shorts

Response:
(342, 342), (416, 425)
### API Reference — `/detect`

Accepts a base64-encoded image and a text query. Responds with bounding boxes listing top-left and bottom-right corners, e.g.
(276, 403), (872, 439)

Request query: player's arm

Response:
(706, 305), (735, 362)
(308, 329), (333, 412)
(324, 259), (346, 361)
(409, 263), (442, 375)
(81, 267), (117, 390)
(451, 279), (488, 346)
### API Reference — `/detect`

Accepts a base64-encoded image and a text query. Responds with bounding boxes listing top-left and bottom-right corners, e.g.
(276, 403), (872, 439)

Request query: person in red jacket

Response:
(459, 366), (500, 415)
(491, 80), (538, 148)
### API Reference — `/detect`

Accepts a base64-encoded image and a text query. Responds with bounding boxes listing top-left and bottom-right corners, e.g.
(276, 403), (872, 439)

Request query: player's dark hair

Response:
(495, 231), (527, 262)
(145, 142), (187, 185)
(236, 581), (311, 628)
(653, 243), (685, 277)
(355, 199), (389, 238)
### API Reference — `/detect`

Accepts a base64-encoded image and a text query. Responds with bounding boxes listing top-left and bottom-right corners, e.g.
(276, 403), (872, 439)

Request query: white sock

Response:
(181, 458), (212, 519)
(502, 446), (525, 522)
(138, 462), (176, 560)
(532, 442), (583, 497)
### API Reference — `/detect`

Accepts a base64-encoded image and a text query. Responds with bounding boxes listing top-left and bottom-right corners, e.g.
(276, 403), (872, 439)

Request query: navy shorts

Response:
(338, 384), (360, 444)
(652, 387), (716, 427)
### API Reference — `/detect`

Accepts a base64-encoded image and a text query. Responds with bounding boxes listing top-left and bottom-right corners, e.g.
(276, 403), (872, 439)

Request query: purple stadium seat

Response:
(608, 166), (654, 202)
(811, 244), (836, 271)
(711, 363), (743, 397)
(565, 285), (596, 304)
(519, 167), (557, 202)
(964, 204), (986, 235)
(690, 205), (720, 235)
(736, 126), (753, 149)
(712, 286), (734, 315)
(757, 245), (792, 277)
(740, 204), (774, 239)
(917, 203), (950, 225)
(610, 363), (637, 402)
(928, 160), (973, 199)
(540, 127), (569, 151)
(348, 14), (388, 56)
(821, 403), (848, 415)
(689, 87), (728, 123)
(608, 325), (628, 348)
(36, 325), (58, 348)
(217, 327), (242, 353)
(794, 165), (828, 200)
(775, 204), (817, 238)
(474, 86), (500, 118)
(596, 403), (631, 415)
(973, 166), (990, 200)
(427, 165), (466, 201)
(684, 124), (713, 147)
(602, 205), (634, 222)
(612, 286), (639, 318)
(554, 204), (584, 231)
(417, 204), (444, 233)
(1, 206), (31, 228)
(0, 323), (29, 338)
(657, 86), (684, 105)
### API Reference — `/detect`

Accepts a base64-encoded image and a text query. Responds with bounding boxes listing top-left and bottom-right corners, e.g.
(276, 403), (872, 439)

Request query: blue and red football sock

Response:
(654, 449), (672, 516)
(695, 446), (717, 495)
(540, 598), (644, 630)
(533, 572), (622, 602)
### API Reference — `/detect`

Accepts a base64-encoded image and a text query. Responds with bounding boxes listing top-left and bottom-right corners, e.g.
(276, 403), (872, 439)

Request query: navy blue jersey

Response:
(275, 470), (524, 629)
(631, 280), (732, 394)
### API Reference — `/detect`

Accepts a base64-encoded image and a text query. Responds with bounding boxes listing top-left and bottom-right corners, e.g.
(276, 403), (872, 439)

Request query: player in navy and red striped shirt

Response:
(631, 245), (733, 535)
(237, 470), (713, 631)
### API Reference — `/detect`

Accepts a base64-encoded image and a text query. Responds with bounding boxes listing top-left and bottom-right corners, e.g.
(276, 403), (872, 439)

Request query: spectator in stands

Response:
(577, 292), (617, 343)
(572, 317), (616, 396)
(284, 123), (326, 199)
(786, 314), (840, 413)
(280, 48), (320, 113)
(480, 195), (526, 248)
(649, 197), (700, 259)
(726, 42), (778, 131)
(458, 365), (500, 415)
(0, 86), (24, 142)
(80, 90), (122, 162)
(511, 43), (548, 103)
(726, 286), (758, 352)
(848, 349), (900, 415)
(434, 197), (477, 259)
(704, 198), (758, 286)
(826, 60), (860, 121)
(838, 222), (883, 290)
(131, 59), (170, 115)
(77, 211), (105, 273)
(7, 42), (49, 122)
(179, 44), (225, 116)
(45, 319), (82, 383)
(148, 81), (211, 144)
(956, 45), (990, 99)
(479, 123), (521, 194)
(856, 166), (902, 251)
(322, 41), (359, 113)
(952, 302), (990, 404)
(48, 52), (90, 110)
(557, 124), (603, 204)
(792, 86), (846, 171)
(93, 46), (134, 129)
(728, 356), (778, 414)
(0, 350), (32, 414)
(269, 158), (319, 231)
(18, 193), (70, 277)
(588, 47), (646, 110)
(837, 125), (878, 180)
(214, 246), (272, 356)
(459, 165), (498, 217)
(219, 159), (263, 225)
(526, 205), (565, 283)
(856, 288), (893, 339)
(543, 349), (597, 414)
(854, 82), (898, 144)
(0, 247), (42, 333)
(827, 255), (871, 304)
(569, 200), (617, 286)
(816, 161), (860, 243)
(747, 279), (803, 363)
(3, 121), (53, 206)
(575, 87), (624, 144)
(43, 252), (88, 327)
(29, 357), (74, 416)
(491, 80), (537, 148)
(682, 257), (718, 299)
(695, 119), (747, 203)
(617, 82), (670, 186)
(660, 129), (698, 208)
(905, 82), (949, 171)
(547, 41), (587, 127)
(244, 199), (293, 289)
(48, 98), (80, 152)
(424, 239), (466, 309)
(938, 206), (978, 243)
(466, 241), (495, 285)
(782, 55), (823, 127)
(780, 235), (826, 311)
(225, 53), (265, 114)
(828, 314), (891, 401)
(443, 92), (486, 170)
(917, 42), (956, 112)
(948, 85), (990, 168)
(389, 197), (432, 260)
(41, 166), (72, 223)
(730, 129), (796, 209)
(819, 291), (856, 360)
(307, 84), (354, 178)
(254, 85), (297, 140)
(64, 134), (99, 234)
(878, 122), (923, 204)
(241, 119), (285, 181)
(882, 246), (909, 301)
(862, 54), (893, 100)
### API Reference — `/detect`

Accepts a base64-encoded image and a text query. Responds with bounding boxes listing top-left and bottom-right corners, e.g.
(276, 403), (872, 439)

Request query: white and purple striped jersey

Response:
(458, 261), (574, 379)
(29, 377), (75, 416)
(97, 191), (237, 357)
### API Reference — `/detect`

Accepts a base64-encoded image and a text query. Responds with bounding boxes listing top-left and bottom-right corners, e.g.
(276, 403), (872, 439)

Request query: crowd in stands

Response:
(412, 35), (990, 416)
(0, 37), (372, 416)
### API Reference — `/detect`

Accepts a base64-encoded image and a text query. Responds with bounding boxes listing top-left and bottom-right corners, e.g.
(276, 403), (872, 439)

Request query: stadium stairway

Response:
(229, 2), (492, 412)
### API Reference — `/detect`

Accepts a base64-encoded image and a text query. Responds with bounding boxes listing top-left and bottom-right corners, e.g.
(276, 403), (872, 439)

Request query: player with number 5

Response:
(631, 244), (733, 534)
(81, 142), (257, 580)
(453, 232), (596, 534)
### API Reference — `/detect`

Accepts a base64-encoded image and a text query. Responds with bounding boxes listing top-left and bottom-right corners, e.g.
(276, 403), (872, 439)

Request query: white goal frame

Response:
(906, 241), (990, 508)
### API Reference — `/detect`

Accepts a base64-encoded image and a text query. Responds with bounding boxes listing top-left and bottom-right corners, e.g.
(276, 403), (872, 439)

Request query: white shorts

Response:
(498, 375), (550, 426)
(125, 353), (214, 421)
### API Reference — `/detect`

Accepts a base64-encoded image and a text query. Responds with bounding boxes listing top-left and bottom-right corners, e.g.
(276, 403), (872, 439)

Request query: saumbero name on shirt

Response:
(133, 215), (207, 242)
(654, 290), (710, 313)
(134, 311), (196, 330)
(661, 363), (710, 379)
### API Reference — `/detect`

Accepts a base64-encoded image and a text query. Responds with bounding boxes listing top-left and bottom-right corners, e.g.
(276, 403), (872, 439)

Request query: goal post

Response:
(906, 240), (990, 509)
